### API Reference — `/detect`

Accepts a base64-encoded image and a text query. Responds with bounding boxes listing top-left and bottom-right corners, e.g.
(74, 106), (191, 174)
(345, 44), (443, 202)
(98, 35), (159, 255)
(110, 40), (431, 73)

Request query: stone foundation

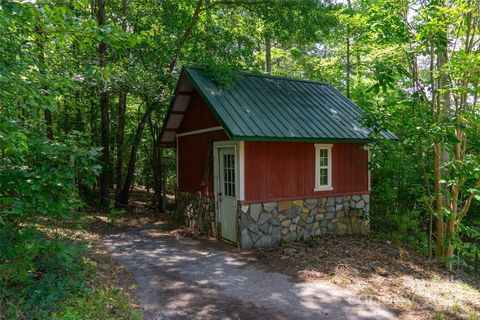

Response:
(176, 191), (216, 236)
(238, 195), (370, 248)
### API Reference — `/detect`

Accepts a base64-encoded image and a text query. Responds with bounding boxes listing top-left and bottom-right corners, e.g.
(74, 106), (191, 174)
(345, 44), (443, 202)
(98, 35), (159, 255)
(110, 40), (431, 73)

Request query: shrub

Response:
(0, 225), (88, 319)
(0, 224), (143, 319)
(371, 209), (429, 253)
(0, 123), (101, 223)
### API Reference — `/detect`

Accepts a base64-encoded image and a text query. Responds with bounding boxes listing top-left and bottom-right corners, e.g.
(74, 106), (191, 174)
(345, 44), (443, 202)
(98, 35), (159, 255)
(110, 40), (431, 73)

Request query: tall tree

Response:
(265, 32), (272, 74)
(115, 0), (129, 207)
(34, 23), (54, 140)
(96, 0), (111, 206)
(348, 0), (480, 269)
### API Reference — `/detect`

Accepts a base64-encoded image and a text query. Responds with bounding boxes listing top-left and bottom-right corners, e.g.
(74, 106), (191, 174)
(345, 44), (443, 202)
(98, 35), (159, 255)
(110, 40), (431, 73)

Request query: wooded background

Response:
(1, 0), (479, 317)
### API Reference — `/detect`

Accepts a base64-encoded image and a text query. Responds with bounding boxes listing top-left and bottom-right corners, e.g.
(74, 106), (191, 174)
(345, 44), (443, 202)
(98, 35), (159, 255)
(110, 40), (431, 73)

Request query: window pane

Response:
(319, 148), (328, 166)
(319, 168), (328, 186)
(320, 156), (327, 167)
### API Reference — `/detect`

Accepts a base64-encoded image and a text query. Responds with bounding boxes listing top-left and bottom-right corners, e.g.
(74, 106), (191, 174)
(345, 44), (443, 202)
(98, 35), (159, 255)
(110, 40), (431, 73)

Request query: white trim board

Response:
(238, 141), (245, 201)
(368, 149), (371, 192)
(176, 136), (179, 187)
(176, 126), (224, 137)
(213, 141), (245, 222)
(213, 140), (244, 201)
(213, 141), (235, 223)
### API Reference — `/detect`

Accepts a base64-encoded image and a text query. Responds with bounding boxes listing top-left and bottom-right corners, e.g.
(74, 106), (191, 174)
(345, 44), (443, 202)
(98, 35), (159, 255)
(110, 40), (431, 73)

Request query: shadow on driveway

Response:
(102, 226), (397, 320)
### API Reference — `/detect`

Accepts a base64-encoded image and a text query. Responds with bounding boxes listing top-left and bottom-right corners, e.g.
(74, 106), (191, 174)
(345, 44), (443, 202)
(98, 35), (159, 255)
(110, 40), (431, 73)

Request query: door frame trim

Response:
(213, 141), (244, 243)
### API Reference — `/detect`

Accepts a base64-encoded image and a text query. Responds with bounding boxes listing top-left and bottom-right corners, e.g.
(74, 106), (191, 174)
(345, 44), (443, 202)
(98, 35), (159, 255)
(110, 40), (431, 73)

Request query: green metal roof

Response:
(159, 67), (396, 145)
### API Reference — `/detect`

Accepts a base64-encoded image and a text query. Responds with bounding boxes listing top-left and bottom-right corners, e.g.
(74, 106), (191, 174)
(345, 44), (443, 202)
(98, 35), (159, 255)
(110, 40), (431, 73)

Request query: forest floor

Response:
(250, 238), (480, 320)
(45, 191), (479, 320)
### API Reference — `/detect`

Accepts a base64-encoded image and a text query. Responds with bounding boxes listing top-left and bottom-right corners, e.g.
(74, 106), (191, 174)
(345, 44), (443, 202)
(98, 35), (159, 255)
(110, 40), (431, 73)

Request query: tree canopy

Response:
(1, 1), (479, 317)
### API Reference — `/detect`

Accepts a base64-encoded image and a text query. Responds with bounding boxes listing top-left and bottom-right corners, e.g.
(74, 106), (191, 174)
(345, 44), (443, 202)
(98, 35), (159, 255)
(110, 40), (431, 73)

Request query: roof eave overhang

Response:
(158, 67), (233, 147)
(157, 68), (190, 147)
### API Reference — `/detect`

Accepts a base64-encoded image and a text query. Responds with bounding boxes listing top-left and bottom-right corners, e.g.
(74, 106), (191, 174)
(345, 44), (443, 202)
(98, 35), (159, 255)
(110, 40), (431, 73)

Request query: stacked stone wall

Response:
(238, 195), (370, 248)
(176, 191), (216, 236)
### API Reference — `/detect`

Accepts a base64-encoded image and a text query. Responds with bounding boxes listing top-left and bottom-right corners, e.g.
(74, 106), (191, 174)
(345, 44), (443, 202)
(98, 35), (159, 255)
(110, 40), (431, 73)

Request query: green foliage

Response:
(455, 222), (480, 272)
(0, 127), (101, 222)
(0, 224), (142, 319)
(53, 287), (142, 320)
(107, 206), (127, 225)
(1, 0), (479, 307)
(372, 209), (429, 252)
(0, 225), (89, 319)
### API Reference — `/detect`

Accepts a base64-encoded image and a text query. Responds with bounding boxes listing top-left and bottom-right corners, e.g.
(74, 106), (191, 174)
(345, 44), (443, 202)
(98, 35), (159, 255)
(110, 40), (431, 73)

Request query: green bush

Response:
(0, 123), (101, 223)
(371, 209), (429, 252)
(0, 225), (89, 319)
(0, 225), (143, 319)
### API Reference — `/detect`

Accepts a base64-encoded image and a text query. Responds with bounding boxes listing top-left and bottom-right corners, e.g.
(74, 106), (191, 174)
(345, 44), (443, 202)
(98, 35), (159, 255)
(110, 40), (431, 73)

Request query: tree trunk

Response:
(346, 37), (351, 98)
(345, 0), (352, 98)
(34, 24), (54, 140)
(153, 146), (165, 211)
(97, 0), (111, 206)
(265, 33), (272, 74)
(114, 0), (129, 207)
(148, 117), (165, 211)
(118, 0), (205, 206)
(161, 163), (167, 212)
(118, 104), (155, 205)
(445, 127), (462, 270)
(433, 143), (444, 260)
(435, 47), (450, 263)
(115, 90), (127, 206)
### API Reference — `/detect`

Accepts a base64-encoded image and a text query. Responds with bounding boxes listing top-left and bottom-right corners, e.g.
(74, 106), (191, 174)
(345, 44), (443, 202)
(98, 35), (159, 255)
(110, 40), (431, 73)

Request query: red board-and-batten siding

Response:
(176, 89), (370, 201)
(177, 90), (228, 196)
(243, 142), (369, 204)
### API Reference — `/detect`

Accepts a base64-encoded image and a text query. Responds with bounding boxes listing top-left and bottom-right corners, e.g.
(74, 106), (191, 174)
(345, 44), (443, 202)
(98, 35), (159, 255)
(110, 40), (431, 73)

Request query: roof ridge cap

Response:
(240, 72), (329, 86)
(183, 66), (329, 86)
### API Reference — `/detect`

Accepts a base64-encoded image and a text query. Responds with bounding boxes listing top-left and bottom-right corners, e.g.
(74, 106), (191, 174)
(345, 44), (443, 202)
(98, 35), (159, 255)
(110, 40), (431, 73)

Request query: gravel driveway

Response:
(102, 226), (396, 320)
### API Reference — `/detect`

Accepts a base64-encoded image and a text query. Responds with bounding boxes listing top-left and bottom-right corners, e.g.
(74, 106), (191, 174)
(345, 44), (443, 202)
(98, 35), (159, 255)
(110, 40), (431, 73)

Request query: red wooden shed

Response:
(160, 67), (395, 248)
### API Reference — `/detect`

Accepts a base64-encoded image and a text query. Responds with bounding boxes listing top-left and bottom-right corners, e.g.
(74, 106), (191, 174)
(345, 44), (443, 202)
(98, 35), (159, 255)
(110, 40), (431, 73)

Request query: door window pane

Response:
(222, 153), (235, 197)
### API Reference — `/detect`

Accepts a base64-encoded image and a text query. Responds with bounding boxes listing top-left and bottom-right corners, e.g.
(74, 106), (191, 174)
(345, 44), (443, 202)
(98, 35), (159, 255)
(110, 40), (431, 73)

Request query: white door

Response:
(218, 147), (237, 243)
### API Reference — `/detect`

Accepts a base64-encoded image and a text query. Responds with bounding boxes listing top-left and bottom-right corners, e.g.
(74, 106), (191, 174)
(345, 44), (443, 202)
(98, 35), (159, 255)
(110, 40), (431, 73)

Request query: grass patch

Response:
(0, 223), (142, 320)
(53, 288), (141, 320)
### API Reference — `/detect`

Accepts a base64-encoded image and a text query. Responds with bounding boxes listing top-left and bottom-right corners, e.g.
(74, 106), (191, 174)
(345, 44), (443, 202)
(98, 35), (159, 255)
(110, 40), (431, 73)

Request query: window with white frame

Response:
(314, 144), (333, 191)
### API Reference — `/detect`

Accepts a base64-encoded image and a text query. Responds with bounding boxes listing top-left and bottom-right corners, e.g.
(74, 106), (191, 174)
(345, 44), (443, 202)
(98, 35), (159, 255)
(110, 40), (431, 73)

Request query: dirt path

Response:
(102, 225), (397, 320)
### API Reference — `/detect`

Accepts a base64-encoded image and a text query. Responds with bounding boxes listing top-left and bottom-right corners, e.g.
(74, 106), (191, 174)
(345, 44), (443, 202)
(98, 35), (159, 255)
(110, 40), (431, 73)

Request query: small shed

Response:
(159, 67), (395, 248)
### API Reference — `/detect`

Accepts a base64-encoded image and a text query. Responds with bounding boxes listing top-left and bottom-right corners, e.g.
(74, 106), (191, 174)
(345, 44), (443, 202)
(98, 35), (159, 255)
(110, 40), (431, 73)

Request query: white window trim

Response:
(314, 144), (333, 191)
